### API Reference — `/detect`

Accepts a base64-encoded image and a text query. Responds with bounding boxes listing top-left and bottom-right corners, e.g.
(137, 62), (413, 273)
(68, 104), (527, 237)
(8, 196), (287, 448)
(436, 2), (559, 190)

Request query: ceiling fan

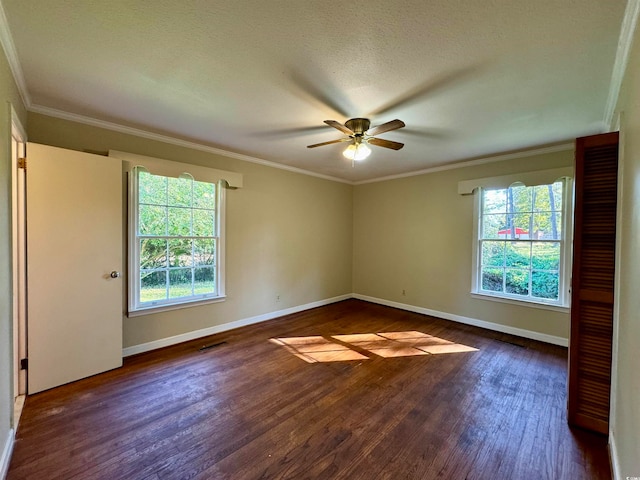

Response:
(307, 118), (405, 161)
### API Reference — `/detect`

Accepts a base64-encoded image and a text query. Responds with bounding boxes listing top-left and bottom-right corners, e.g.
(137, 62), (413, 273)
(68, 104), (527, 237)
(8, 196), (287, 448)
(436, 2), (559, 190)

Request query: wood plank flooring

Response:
(8, 299), (610, 479)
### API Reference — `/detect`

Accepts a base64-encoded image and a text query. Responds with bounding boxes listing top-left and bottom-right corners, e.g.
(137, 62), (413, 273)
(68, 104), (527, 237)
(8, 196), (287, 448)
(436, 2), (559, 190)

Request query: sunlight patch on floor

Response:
(269, 336), (369, 363)
(270, 331), (478, 362)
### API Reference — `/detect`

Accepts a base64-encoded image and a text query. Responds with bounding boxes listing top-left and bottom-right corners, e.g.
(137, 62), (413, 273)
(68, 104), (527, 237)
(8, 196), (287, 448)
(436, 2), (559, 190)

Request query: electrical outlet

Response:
(402, 289), (406, 296)
(276, 295), (280, 302)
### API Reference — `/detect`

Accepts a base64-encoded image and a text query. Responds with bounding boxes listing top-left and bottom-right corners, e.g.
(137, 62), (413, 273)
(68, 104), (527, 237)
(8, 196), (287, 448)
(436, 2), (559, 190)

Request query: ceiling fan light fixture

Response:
(343, 141), (371, 161)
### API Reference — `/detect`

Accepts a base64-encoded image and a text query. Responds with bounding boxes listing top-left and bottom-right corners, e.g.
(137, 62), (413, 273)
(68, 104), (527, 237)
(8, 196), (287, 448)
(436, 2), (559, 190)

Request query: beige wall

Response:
(28, 112), (577, 352)
(27, 113), (353, 348)
(0, 43), (27, 471)
(611, 17), (640, 478)
(353, 149), (573, 340)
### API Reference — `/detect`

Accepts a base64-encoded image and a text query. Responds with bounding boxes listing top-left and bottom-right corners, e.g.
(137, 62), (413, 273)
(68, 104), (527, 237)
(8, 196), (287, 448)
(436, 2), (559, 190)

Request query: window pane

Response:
(141, 270), (167, 302)
(533, 212), (562, 240)
(481, 267), (503, 292)
(482, 214), (506, 239)
(505, 269), (529, 295)
(194, 239), (215, 266)
(509, 184), (532, 213)
(533, 185), (551, 212)
(169, 239), (193, 267)
(139, 205), (166, 235)
(482, 189), (507, 214)
(481, 241), (504, 267)
(505, 242), (531, 268)
(532, 271), (559, 300)
(193, 209), (215, 237)
(139, 170), (167, 205)
(169, 268), (193, 298)
(532, 242), (560, 270)
(194, 267), (215, 294)
(168, 207), (191, 236)
(140, 239), (167, 269)
(531, 272), (560, 300)
(168, 176), (192, 207)
(194, 181), (216, 209)
(534, 181), (563, 212)
(552, 181), (563, 210)
(505, 213), (532, 239)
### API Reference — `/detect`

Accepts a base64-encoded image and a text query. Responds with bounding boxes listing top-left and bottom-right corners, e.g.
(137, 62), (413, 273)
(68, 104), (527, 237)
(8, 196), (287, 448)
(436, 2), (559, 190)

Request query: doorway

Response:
(11, 106), (27, 424)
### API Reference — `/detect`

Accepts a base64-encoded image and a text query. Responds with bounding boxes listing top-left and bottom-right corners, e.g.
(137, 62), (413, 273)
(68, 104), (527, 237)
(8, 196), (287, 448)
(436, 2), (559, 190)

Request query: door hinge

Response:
(20, 358), (28, 370)
(18, 157), (26, 170)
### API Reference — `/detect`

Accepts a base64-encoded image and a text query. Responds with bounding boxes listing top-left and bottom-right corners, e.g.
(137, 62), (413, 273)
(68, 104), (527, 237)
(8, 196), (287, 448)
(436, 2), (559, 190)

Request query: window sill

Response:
(471, 292), (569, 313)
(127, 295), (226, 317)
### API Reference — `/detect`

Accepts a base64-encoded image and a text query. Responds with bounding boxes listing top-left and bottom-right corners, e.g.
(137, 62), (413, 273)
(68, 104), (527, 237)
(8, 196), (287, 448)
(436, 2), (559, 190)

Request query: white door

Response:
(26, 143), (123, 394)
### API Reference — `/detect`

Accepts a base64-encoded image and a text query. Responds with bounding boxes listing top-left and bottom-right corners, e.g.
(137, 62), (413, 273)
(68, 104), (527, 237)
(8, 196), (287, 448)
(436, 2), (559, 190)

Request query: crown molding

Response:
(0, 0), (30, 108)
(29, 104), (353, 184)
(31, 104), (576, 187)
(604, 0), (640, 130)
(353, 143), (574, 185)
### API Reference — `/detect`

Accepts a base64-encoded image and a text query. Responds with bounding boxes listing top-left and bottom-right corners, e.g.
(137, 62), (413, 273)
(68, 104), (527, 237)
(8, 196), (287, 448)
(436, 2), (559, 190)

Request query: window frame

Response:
(127, 168), (226, 316)
(471, 177), (573, 310)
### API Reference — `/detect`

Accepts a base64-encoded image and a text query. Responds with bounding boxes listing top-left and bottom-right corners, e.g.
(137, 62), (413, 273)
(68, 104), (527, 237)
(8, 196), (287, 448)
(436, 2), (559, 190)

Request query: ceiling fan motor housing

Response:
(345, 118), (371, 135)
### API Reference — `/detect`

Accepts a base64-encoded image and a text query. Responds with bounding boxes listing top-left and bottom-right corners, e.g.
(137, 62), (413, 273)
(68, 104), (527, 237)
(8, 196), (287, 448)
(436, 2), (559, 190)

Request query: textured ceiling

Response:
(2, 0), (628, 182)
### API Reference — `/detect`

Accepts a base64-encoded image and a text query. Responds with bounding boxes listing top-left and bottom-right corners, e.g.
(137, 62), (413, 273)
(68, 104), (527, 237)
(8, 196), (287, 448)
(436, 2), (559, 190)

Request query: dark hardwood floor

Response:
(8, 299), (610, 479)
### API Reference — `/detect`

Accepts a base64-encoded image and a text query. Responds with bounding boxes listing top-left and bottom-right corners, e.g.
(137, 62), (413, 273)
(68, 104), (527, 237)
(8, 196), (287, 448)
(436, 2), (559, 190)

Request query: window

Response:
(128, 166), (225, 314)
(473, 179), (572, 307)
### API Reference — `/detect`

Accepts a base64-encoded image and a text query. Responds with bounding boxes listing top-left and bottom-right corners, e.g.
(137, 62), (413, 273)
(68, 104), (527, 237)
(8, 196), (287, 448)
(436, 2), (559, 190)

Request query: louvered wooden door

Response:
(568, 132), (618, 434)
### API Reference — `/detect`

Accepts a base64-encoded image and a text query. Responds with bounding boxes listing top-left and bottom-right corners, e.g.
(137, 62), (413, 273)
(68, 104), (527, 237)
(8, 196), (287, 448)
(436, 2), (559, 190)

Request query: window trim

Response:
(126, 168), (227, 317)
(470, 176), (574, 308)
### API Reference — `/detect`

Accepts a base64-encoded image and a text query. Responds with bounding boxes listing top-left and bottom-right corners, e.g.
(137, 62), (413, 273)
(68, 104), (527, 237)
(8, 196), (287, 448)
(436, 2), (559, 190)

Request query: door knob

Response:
(110, 271), (121, 278)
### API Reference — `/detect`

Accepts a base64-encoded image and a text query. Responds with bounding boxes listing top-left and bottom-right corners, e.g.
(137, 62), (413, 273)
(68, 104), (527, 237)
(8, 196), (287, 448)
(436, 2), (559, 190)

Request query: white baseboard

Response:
(0, 428), (15, 480)
(122, 294), (352, 357)
(123, 292), (568, 357)
(609, 429), (621, 480)
(353, 294), (569, 347)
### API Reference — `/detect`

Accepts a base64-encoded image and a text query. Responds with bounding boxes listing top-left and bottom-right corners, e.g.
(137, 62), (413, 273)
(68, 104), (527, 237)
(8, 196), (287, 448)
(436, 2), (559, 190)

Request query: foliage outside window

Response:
(129, 167), (223, 313)
(476, 180), (567, 305)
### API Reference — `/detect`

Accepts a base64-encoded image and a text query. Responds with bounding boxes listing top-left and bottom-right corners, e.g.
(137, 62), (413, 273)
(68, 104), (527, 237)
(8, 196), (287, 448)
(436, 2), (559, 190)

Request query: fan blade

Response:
(324, 120), (354, 135)
(367, 119), (405, 136)
(368, 137), (404, 150)
(307, 139), (347, 148)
